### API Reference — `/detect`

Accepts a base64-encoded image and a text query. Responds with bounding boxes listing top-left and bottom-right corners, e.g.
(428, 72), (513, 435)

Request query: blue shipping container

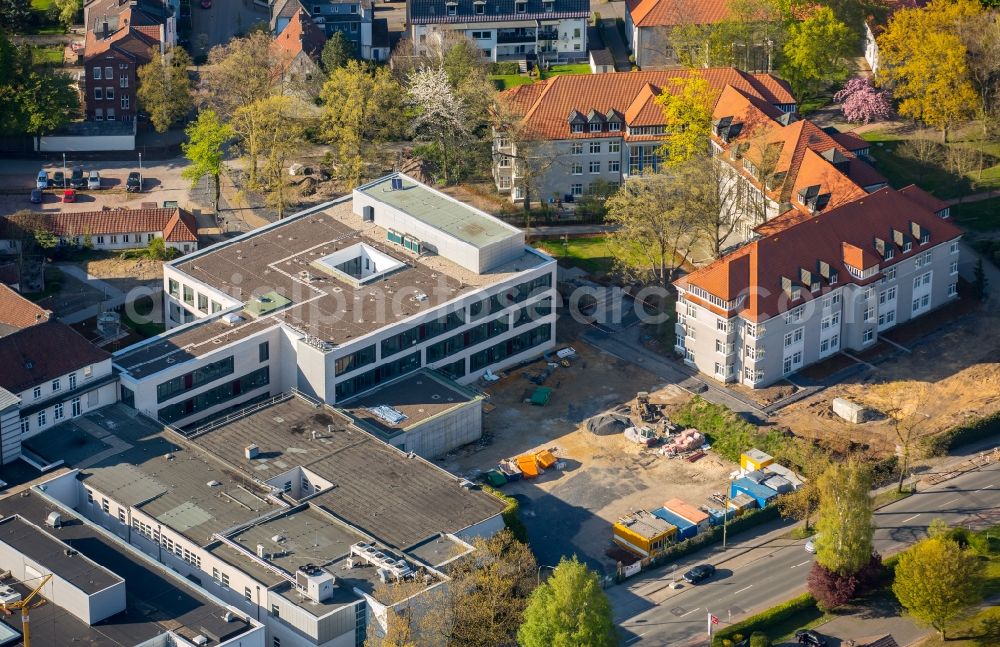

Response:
(651, 507), (698, 540)
(730, 477), (778, 509)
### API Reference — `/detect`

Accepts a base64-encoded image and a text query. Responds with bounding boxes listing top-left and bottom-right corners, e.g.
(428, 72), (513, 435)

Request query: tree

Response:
(814, 461), (874, 575)
(605, 172), (698, 286)
(674, 152), (748, 258)
(182, 109), (234, 212)
(892, 533), (984, 639)
(491, 97), (559, 214)
(897, 138), (945, 183)
(321, 31), (356, 71)
(834, 77), (894, 125)
(517, 557), (615, 647)
(137, 47), (193, 133)
(876, 0), (981, 141)
(958, 8), (1000, 141)
(320, 61), (405, 188)
(655, 76), (715, 165)
(0, 33), (79, 135)
(808, 552), (884, 611)
(407, 66), (470, 185)
(200, 32), (277, 119)
(243, 95), (305, 218)
(53, 0), (80, 28)
(0, 0), (31, 31)
(780, 7), (854, 98)
(974, 258), (988, 299)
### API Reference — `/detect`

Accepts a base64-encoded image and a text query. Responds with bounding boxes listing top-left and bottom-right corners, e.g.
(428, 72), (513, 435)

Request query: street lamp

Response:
(138, 152), (142, 185)
(537, 564), (556, 584)
(62, 153), (66, 187)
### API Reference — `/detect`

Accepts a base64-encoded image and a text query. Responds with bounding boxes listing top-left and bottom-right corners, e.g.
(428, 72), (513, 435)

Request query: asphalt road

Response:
(191, 0), (270, 55)
(611, 460), (1000, 646)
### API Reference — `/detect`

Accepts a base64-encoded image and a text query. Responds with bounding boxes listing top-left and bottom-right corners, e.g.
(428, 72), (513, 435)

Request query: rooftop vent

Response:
(192, 636), (208, 647)
(256, 543), (266, 559)
(45, 512), (62, 529)
(245, 444), (259, 459)
(390, 177), (404, 190)
(222, 313), (244, 326)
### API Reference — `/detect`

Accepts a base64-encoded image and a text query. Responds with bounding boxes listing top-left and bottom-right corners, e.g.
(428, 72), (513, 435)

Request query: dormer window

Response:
(903, 241), (912, 253)
(516, 1), (526, 13)
(475, 0), (485, 13)
(447, 1), (457, 15)
(543, 0), (553, 11)
(571, 123), (583, 133)
(921, 232), (930, 244)
(609, 122), (621, 132)
(589, 122), (602, 132)
(885, 247), (894, 260)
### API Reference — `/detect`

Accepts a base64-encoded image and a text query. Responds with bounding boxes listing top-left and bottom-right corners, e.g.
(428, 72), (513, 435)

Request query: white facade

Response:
(412, 18), (588, 62)
(16, 357), (116, 443)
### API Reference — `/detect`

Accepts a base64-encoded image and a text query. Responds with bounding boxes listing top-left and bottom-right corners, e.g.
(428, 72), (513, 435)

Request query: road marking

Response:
(942, 497), (961, 506)
(980, 484), (995, 491)
(791, 560), (811, 569)
(625, 633), (647, 644)
(733, 585), (753, 595)
(900, 514), (921, 523)
(680, 607), (701, 617)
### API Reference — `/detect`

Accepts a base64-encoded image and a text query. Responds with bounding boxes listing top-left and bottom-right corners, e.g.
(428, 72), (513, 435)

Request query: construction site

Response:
(443, 343), (736, 574)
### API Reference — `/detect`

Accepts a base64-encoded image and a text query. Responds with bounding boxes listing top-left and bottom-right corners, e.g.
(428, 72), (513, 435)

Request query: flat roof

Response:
(407, 534), (473, 569)
(358, 176), (521, 248)
(115, 199), (546, 378)
(338, 370), (481, 437)
(0, 492), (254, 647)
(28, 404), (277, 544)
(617, 510), (675, 539)
(0, 515), (121, 594)
(189, 395), (505, 551)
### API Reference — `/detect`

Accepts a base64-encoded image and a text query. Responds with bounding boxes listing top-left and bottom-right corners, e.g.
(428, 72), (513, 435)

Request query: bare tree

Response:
(491, 97), (560, 217)
(676, 152), (749, 258)
(871, 383), (930, 493)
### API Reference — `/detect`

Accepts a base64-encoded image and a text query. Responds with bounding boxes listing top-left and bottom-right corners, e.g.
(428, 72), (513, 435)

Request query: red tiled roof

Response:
(898, 184), (949, 214)
(502, 68), (796, 141)
(0, 320), (110, 393)
(0, 208), (197, 243)
(829, 130), (870, 153)
(0, 284), (49, 332)
(0, 263), (19, 287)
(676, 187), (964, 321)
(272, 8), (326, 62)
(627, 0), (729, 28)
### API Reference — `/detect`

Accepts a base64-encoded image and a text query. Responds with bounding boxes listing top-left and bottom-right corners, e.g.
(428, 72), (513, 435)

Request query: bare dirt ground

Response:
(442, 342), (732, 574)
(82, 257), (164, 284)
(775, 301), (1000, 456)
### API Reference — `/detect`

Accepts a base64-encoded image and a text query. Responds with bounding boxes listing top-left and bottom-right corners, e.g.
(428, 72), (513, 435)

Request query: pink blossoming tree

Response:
(835, 78), (894, 125)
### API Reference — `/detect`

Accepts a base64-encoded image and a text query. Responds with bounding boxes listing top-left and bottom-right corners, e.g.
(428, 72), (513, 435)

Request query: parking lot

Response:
(442, 341), (733, 576)
(190, 0), (270, 55)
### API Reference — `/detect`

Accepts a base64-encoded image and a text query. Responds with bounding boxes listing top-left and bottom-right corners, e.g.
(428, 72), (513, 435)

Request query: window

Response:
(879, 287), (897, 303)
(33, 386), (41, 400)
(106, 87), (114, 100)
(589, 141), (601, 154)
(476, 2), (485, 13)
(158, 367), (269, 423)
(93, 67), (101, 80)
(498, 155), (510, 168)
(182, 285), (193, 305)
(949, 261), (958, 275)
(71, 397), (81, 417)
(54, 402), (63, 420)
(589, 161), (601, 174)
(259, 341), (270, 362)
(609, 160), (620, 173)
(94, 87), (103, 100)
(605, 141), (621, 155)
(785, 306), (804, 324)
(571, 163), (582, 175)
(878, 310), (895, 327)
(101, 498), (109, 513)
(609, 122), (621, 132)
(571, 123), (583, 133)
(271, 604), (280, 618)
(105, 66), (112, 79)
(499, 177), (510, 189)
(106, 108), (115, 121)
(589, 122), (601, 132)
(121, 95), (129, 109)
(168, 279), (179, 298)
(950, 241), (959, 254)
(515, 0), (525, 11)
(245, 587), (253, 602)
(921, 232), (930, 244)
(864, 306), (875, 322)
(864, 286), (875, 301)
(571, 183), (583, 196)
(95, 108), (103, 121)
(68, 373), (76, 390)
(884, 247), (894, 260)
(156, 356), (236, 403)
(447, 4), (456, 15)
(903, 241), (912, 253)
(52, 379), (60, 392)
(120, 74), (128, 88)
(948, 282), (958, 296)
(118, 508), (126, 523)
(273, 638), (281, 647)
(863, 328), (874, 343)
(882, 267), (896, 283)
(784, 332), (792, 347)
(37, 411), (46, 427)
(197, 293), (208, 313)
(570, 142), (583, 155)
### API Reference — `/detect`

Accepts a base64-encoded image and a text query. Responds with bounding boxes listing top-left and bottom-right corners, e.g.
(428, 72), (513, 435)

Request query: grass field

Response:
(491, 63), (590, 90)
(535, 236), (622, 275)
(31, 44), (63, 66)
(540, 63), (591, 79)
(491, 74), (535, 91)
(952, 198), (1000, 232)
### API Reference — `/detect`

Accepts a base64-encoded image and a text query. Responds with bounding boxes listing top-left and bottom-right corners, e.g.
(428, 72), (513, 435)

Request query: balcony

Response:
(537, 29), (558, 40)
(497, 30), (536, 44)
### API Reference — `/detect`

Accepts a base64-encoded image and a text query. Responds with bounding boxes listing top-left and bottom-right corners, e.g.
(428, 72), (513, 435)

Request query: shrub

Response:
(671, 397), (794, 463)
(749, 631), (771, 647)
(483, 485), (529, 543)
(712, 594), (817, 645)
(925, 410), (1000, 455)
(490, 61), (521, 75)
(808, 562), (857, 610)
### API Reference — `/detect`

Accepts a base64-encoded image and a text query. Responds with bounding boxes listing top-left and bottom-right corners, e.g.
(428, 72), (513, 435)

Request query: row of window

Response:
(451, 0), (558, 16)
(380, 310), (466, 359)
(156, 355), (236, 403)
(570, 120), (622, 134)
(158, 367), (270, 424)
(571, 160), (620, 175)
(93, 86), (121, 100)
(335, 351), (421, 400)
(469, 323), (552, 371)
(570, 141), (623, 155)
(569, 181), (619, 197)
(169, 279), (224, 315)
(30, 367), (93, 400)
(22, 397), (84, 433)
(92, 65), (127, 80)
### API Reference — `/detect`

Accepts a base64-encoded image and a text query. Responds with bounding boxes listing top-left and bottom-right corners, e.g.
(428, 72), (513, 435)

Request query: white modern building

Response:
(114, 173), (557, 431)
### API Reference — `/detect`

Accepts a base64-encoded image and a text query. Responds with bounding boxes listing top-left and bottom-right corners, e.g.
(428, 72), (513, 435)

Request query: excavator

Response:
(0, 574), (52, 647)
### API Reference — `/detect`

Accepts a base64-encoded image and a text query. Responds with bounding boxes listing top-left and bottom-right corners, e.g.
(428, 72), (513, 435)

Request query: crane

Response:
(0, 574), (52, 647)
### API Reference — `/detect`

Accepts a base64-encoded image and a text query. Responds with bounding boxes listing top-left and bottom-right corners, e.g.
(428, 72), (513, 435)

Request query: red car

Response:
(200, 0), (211, 7)
(62, 189), (76, 203)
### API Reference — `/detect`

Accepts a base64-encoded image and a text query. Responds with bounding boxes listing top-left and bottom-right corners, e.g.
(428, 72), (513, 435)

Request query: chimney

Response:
(102, 20), (109, 38)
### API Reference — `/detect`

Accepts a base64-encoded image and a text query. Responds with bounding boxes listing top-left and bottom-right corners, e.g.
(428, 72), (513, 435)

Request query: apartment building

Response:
(493, 67), (796, 205)
(408, 0), (590, 64)
(272, 0), (390, 61)
(0, 207), (198, 255)
(81, 0), (176, 122)
(112, 173), (556, 431)
(0, 285), (115, 462)
(28, 397), (504, 647)
(624, 0), (728, 69)
(673, 185), (961, 387)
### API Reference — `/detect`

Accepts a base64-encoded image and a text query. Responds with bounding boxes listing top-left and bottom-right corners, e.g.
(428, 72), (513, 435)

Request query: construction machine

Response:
(1, 573), (52, 647)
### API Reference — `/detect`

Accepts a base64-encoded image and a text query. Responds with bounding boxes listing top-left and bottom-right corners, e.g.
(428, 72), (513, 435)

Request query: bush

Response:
(749, 631), (771, 647)
(671, 397), (794, 463)
(925, 410), (1000, 455)
(808, 552), (885, 610)
(712, 594), (817, 645)
(490, 61), (520, 75)
(483, 485), (529, 543)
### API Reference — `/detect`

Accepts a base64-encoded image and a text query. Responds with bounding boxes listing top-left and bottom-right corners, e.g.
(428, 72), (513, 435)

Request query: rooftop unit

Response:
(295, 564), (335, 603)
(348, 542), (414, 582)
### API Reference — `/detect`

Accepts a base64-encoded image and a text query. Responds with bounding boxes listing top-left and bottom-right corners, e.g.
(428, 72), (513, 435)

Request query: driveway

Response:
(191, 0), (270, 55)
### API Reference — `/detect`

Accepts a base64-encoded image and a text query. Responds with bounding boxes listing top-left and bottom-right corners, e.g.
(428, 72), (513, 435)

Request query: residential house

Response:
(272, 0), (389, 61)
(408, 0), (590, 65)
(673, 185), (962, 388)
(81, 0), (176, 123)
(864, 0), (927, 75)
(493, 67), (796, 205)
(272, 8), (327, 89)
(0, 285), (115, 461)
(0, 207), (199, 255)
(625, 0), (729, 69)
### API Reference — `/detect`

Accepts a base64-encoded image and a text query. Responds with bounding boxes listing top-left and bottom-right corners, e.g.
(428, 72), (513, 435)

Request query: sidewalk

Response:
(53, 263), (128, 325)
(947, 189), (1000, 206)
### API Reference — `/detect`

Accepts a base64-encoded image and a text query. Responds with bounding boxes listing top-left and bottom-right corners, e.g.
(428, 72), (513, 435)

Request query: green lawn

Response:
(31, 0), (53, 9)
(540, 63), (591, 79)
(535, 236), (621, 275)
(951, 198), (1000, 232)
(31, 44), (63, 66)
(862, 130), (1000, 200)
(491, 74), (535, 91)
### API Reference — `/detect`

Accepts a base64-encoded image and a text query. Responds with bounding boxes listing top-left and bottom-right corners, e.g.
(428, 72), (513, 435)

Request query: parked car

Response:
(805, 535), (818, 553)
(51, 170), (65, 188)
(30, 189), (43, 203)
(682, 564), (715, 584)
(795, 629), (827, 646)
(126, 171), (142, 192)
(69, 166), (86, 189)
(200, 0), (211, 7)
(62, 188), (76, 203)
(87, 170), (101, 190)
(36, 170), (49, 189)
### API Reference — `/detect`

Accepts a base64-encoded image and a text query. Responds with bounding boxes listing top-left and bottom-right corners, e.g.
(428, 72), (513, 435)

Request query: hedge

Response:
(482, 485), (529, 543)
(924, 409), (1000, 456)
(490, 61), (520, 75)
(711, 593), (817, 645)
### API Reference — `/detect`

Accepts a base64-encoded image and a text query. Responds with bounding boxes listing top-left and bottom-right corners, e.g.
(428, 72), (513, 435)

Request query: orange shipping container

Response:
(535, 450), (557, 469)
(516, 455), (540, 478)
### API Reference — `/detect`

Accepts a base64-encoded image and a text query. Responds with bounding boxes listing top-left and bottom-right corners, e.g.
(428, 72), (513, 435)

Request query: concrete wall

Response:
(36, 133), (135, 152)
(0, 401), (22, 465)
(392, 399), (482, 458)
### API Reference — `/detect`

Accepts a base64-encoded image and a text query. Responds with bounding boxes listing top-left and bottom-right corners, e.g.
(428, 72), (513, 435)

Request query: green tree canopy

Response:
(780, 6), (855, 98)
(0, 32), (79, 135)
(137, 46), (193, 132)
(321, 31), (356, 71)
(814, 460), (875, 575)
(0, 0), (31, 31)
(182, 109), (234, 212)
(655, 76), (716, 165)
(517, 557), (616, 647)
(54, 0), (81, 28)
(892, 531), (984, 639)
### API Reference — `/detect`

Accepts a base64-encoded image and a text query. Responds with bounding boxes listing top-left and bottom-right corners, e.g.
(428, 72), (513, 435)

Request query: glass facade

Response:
(158, 367), (269, 423)
(335, 344), (376, 376)
(335, 351), (421, 401)
(156, 356), (235, 403)
(425, 315), (509, 363)
(470, 324), (551, 371)
(381, 310), (465, 358)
